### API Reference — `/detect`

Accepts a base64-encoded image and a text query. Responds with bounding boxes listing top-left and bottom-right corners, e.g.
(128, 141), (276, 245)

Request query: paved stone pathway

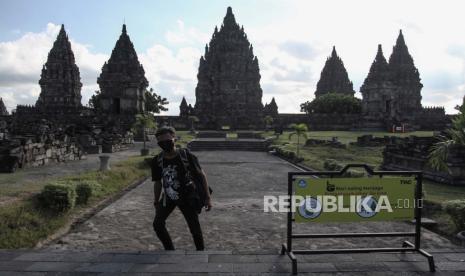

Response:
(1, 248), (465, 275)
(47, 151), (457, 251)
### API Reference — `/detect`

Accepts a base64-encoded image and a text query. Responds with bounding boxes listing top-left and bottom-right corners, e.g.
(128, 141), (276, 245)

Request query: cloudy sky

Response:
(1, 0), (464, 114)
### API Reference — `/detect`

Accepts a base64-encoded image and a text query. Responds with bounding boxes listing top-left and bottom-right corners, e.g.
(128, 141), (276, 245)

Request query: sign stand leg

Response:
(283, 167), (436, 274)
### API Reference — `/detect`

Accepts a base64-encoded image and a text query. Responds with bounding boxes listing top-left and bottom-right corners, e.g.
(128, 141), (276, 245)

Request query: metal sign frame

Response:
(280, 164), (435, 275)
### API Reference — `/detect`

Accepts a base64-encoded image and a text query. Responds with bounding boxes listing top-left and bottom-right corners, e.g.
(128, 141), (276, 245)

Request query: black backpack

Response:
(156, 148), (212, 213)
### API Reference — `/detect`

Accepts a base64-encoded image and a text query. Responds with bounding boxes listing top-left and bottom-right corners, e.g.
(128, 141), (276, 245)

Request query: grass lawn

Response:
(266, 130), (465, 204)
(0, 131), (196, 249)
(423, 179), (465, 203)
(0, 155), (150, 248)
(263, 130), (434, 144)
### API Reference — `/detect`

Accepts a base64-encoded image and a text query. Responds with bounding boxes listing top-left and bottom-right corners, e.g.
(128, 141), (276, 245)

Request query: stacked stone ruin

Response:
(382, 136), (465, 185)
(1, 138), (84, 173)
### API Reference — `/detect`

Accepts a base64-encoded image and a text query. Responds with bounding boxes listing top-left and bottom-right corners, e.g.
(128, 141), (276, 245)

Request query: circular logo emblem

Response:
(298, 179), (307, 188)
(356, 196), (378, 218)
(298, 197), (322, 219)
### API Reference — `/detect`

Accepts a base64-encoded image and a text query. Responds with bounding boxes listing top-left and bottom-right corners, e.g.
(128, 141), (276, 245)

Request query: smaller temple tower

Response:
(179, 96), (189, 117)
(97, 24), (148, 116)
(360, 44), (397, 118)
(315, 47), (355, 98)
(263, 97), (278, 118)
(0, 98), (8, 116)
(36, 24), (82, 111)
(361, 30), (424, 123)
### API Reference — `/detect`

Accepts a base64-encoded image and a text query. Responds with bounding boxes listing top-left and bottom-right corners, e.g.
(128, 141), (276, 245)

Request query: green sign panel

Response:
(294, 177), (416, 223)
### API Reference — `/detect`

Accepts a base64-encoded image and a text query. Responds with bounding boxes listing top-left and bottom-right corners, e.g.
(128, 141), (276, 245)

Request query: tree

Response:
(145, 88), (169, 114)
(300, 92), (362, 114)
(87, 88), (169, 114)
(88, 90), (102, 109)
(288, 123), (308, 158)
(132, 113), (156, 155)
(428, 96), (465, 171)
(264, 115), (274, 131)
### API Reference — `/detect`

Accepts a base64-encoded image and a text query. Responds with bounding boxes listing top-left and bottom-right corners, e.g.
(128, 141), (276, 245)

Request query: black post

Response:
(282, 167), (434, 274)
(415, 173), (423, 250)
(287, 172), (293, 252)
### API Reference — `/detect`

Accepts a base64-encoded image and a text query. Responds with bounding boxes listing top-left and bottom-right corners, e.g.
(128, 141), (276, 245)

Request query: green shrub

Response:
(38, 183), (76, 213)
(75, 181), (96, 205)
(300, 92), (362, 114)
(443, 200), (465, 231)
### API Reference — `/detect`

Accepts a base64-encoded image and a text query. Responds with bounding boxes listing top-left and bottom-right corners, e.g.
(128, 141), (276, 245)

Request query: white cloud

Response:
(165, 20), (209, 46)
(0, 23), (108, 111)
(139, 44), (202, 113)
(2, 2), (465, 115)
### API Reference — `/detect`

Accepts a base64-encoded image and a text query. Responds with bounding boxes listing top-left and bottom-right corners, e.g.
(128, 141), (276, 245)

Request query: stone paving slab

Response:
(45, 151), (458, 252)
(1, 249), (465, 274)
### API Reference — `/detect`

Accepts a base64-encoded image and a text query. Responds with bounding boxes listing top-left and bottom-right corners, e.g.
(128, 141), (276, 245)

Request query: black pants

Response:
(153, 197), (204, 250)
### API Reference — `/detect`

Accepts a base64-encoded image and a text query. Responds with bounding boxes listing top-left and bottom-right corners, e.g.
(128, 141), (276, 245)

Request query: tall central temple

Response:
(194, 7), (264, 129)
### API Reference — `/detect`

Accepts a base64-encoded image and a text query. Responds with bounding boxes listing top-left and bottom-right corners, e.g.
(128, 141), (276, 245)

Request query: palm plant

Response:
(133, 113), (156, 155)
(288, 123), (309, 158)
(428, 97), (465, 171)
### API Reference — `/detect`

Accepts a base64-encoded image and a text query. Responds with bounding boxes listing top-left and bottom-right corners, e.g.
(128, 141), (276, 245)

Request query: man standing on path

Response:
(151, 126), (212, 250)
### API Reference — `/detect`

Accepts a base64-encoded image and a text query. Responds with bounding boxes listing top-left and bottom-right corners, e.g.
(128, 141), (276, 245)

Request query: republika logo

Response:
(326, 181), (335, 192)
(298, 179), (307, 188)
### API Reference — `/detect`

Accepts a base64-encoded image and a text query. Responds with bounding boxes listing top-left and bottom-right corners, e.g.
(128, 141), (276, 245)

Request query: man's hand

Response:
(205, 197), (212, 211)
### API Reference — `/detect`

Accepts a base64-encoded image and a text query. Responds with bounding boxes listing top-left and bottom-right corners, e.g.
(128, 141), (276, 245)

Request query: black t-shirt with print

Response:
(151, 150), (202, 201)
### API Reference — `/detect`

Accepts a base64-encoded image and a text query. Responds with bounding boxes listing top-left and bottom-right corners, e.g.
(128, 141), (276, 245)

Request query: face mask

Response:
(158, 140), (175, 152)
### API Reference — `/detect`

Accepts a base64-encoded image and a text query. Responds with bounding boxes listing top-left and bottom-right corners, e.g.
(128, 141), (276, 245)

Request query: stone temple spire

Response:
(36, 24), (82, 111)
(360, 44), (396, 117)
(388, 30), (423, 113)
(263, 97), (278, 117)
(179, 96), (189, 117)
(97, 24), (148, 115)
(388, 30), (421, 84)
(223, 6), (237, 28)
(0, 98), (8, 116)
(315, 46), (355, 98)
(362, 44), (390, 85)
(194, 6), (263, 129)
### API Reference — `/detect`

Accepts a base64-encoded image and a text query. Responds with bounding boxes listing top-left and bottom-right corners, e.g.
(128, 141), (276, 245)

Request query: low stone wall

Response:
(0, 137), (85, 172)
(196, 131), (227, 138)
(382, 136), (465, 185)
(350, 135), (394, 147)
(154, 112), (449, 131)
(305, 137), (346, 148)
(277, 113), (361, 130)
